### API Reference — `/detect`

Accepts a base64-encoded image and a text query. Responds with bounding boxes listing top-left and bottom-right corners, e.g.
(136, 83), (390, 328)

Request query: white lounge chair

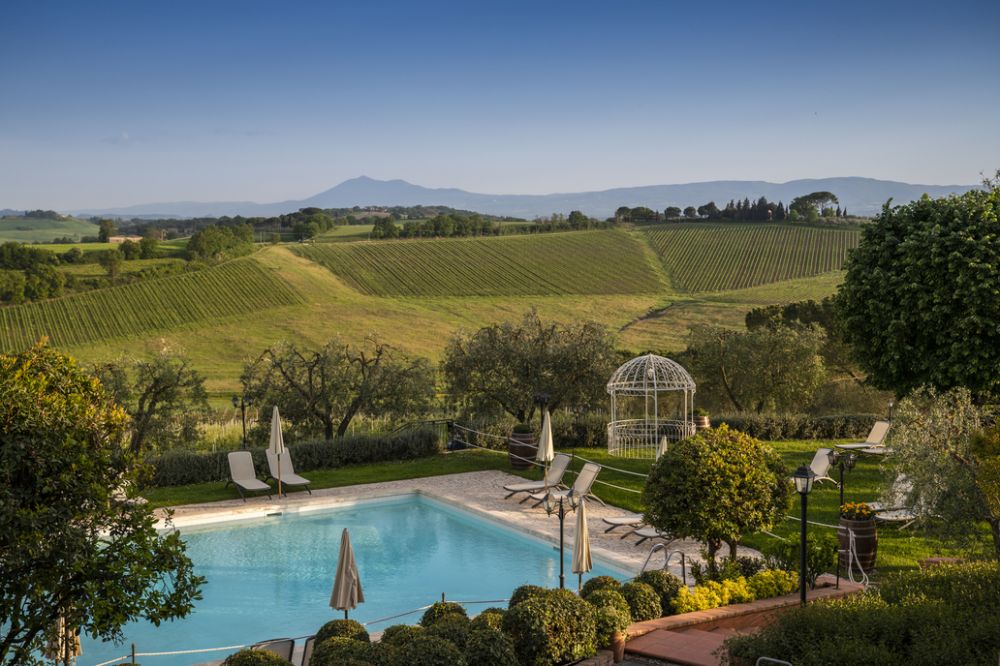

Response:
(837, 420), (892, 453)
(809, 447), (838, 486)
(252, 638), (294, 661)
(265, 450), (312, 495)
(529, 462), (605, 507)
(871, 474), (918, 528)
(226, 451), (272, 502)
(504, 453), (571, 501)
(602, 513), (645, 533)
(302, 636), (316, 666)
(622, 525), (675, 546)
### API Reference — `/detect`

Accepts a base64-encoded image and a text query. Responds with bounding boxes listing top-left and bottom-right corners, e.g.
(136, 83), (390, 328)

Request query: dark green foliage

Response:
(147, 428), (439, 487)
(221, 649), (293, 666)
(621, 582), (661, 622)
(593, 605), (632, 648)
(315, 618), (370, 643)
(580, 575), (621, 599)
(419, 601), (467, 627)
(502, 588), (597, 666)
(689, 555), (765, 585)
(837, 185), (1000, 398)
(726, 565), (1000, 666)
(309, 637), (373, 666)
(186, 223), (254, 261)
(464, 627), (517, 666)
(635, 570), (684, 615)
(468, 609), (504, 631)
(583, 589), (631, 618)
(393, 634), (466, 666)
(425, 613), (471, 648)
(509, 584), (547, 608)
(379, 624), (423, 646)
(713, 413), (876, 440)
(643, 425), (790, 562)
(764, 534), (838, 589)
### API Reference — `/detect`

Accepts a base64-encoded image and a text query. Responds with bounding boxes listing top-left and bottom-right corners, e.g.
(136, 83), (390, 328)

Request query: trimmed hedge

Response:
(221, 650), (292, 666)
(464, 627), (517, 666)
(315, 618), (369, 643)
(621, 581), (661, 621)
(713, 413), (877, 440)
(469, 609), (504, 631)
(502, 588), (597, 666)
(393, 634), (466, 666)
(309, 637), (373, 666)
(419, 601), (467, 627)
(147, 428), (440, 487)
(425, 613), (471, 649)
(580, 575), (620, 599)
(635, 570), (684, 616)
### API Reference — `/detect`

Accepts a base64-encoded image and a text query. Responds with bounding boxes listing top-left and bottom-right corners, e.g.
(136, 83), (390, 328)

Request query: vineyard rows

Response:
(0, 258), (303, 350)
(293, 230), (666, 297)
(644, 224), (860, 292)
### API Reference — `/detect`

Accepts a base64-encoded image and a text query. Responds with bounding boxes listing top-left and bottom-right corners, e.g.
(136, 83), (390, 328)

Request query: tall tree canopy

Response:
(837, 181), (1000, 398)
(0, 344), (202, 663)
(442, 310), (618, 424)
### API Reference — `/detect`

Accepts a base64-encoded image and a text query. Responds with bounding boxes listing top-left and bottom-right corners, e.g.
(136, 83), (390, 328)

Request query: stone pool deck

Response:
(156, 469), (760, 579)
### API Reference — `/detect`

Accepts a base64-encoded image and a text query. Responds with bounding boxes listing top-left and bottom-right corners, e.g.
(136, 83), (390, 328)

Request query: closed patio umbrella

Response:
(269, 406), (285, 497)
(331, 528), (365, 619)
(572, 497), (593, 592)
(537, 408), (555, 481)
(43, 615), (82, 666)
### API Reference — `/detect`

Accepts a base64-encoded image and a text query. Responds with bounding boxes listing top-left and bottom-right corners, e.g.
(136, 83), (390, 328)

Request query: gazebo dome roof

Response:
(606, 353), (695, 396)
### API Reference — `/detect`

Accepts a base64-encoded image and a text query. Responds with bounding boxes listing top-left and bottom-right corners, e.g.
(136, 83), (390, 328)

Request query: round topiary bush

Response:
(464, 627), (518, 666)
(509, 584), (547, 608)
(581, 575), (621, 599)
(315, 618), (370, 643)
(222, 649), (293, 666)
(394, 634), (467, 666)
(367, 640), (395, 666)
(593, 605), (632, 649)
(309, 637), (373, 666)
(380, 624), (423, 646)
(426, 613), (471, 649)
(584, 588), (631, 618)
(621, 581), (662, 621)
(502, 588), (597, 666)
(635, 570), (684, 616)
(420, 601), (467, 627)
(469, 609), (504, 631)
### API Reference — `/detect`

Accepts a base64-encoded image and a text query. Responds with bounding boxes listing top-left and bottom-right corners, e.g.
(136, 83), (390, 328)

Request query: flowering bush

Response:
(747, 569), (797, 599)
(840, 502), (875, 521)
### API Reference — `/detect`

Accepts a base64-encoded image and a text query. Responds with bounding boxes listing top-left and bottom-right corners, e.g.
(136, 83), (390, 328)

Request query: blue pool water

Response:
(82, 494), (625, 665)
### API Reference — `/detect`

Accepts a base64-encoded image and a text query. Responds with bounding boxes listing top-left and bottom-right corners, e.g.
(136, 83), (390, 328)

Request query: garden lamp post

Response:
(826, 450), (857, 507)
(793, 465), (816, 606)
(232, 394), (250, 449)
(543, 489), (577, 589)
(888, 399), (894, 422)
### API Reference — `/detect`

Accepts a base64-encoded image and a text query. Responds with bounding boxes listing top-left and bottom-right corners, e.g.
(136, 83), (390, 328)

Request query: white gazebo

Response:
(606, 353), (696, 459)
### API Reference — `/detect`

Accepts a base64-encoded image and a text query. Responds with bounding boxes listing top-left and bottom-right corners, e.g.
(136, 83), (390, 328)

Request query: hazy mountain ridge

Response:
(66, 176), (977, 219)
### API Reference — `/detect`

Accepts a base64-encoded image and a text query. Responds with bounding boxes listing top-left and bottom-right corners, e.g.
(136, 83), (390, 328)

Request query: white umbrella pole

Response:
(277, 456), (283, 497)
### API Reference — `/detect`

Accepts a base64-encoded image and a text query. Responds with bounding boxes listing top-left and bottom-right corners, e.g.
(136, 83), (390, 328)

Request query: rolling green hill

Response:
(0, 216), (98, 243)
(0, 258), (303, 350)
(292, 229), (667, 296)
(644, 223), (859, 292)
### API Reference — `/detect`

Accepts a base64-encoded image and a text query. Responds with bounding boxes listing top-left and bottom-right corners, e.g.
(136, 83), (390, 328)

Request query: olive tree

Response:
(889, 387), (1000, 558)
(0, 344), (203, 664)
(441, 310), (618, 424)
(837, 181), (1000, 399)
(643, 425), (790, 561)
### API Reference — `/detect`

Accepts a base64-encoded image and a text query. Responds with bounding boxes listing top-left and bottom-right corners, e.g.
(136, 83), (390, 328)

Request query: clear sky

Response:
(1, 0), (998, 209)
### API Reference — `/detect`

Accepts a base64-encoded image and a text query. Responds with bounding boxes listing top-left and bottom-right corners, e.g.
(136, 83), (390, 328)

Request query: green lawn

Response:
(146, 440), (965, 574)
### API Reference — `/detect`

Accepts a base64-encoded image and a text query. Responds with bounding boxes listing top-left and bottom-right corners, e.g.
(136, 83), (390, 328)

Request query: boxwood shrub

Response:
(502, 588), (597, 666)
(508, 584), (547, 608)
(315, 618), (369, 643)
(464, 627), (518, 666)
(713, 413), (877, 441)
(583, 588), (631, 619)
(621, 581), (661, 621)
(309, 637), (373, 666)
(635, 570), (684, 616)
(469, 608), (504, 631)
(148, 427), (439, 487)
(221, 650), (292, 666)
(580, 575), (621, 599)
(425, 613), (471, 649)
(419, 601), (467, 626)
(393, 634), (466, 666)
(380, 624), (423, 646)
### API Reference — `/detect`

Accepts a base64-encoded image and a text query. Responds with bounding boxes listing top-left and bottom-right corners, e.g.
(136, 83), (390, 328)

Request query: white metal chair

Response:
(809, 447), (838, 486)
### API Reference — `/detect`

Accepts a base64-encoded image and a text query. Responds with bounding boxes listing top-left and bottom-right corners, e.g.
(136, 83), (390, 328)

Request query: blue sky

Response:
(1, 0), (998, 209)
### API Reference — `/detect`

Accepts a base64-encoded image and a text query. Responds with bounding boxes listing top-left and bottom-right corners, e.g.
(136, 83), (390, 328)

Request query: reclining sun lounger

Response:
(602, 513), (644, 533)
(809, 447), (838, 486)
(871, 474), (919, 529)
(503, 453), (571, 501)
(623, 526), (675, 547)
(252, 638), (294, 661)
(529, 462), (605, 507)
(226, 451), (272, 502)
(265, 450), (312, 495)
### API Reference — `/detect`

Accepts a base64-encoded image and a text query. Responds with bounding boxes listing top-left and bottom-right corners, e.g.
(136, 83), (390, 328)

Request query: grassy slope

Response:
(0, 216), (98, 242)
(147, 442), (954, 572)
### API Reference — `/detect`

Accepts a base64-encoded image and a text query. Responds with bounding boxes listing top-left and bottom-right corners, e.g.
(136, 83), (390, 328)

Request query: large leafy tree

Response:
(837, 181), (1000, 398)
(441, 310), (618, 424)
(643, 425), (790, 561)
(93, 352), (210, 455)
(685, 323), (827, 413)
(0, 343), (203, 664)
(243, 336), (435, 441)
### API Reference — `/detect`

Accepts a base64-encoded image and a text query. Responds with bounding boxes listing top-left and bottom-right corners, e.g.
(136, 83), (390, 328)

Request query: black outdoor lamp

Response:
(826, 449), (858, 508)
(543, 488), (578, 589)
(792, 465), (816, 606)
(231, 394), (251, 449)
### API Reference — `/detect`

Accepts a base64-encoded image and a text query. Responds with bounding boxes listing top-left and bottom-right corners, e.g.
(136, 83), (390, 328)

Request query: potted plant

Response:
(508, 423), (536, 470)
(593, 605), (631, 663)
(693, 408), (711, 430)
(839, 501), (877, 573)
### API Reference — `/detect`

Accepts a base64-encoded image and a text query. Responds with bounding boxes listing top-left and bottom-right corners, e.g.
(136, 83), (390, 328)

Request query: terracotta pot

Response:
(694, 415), (711, 430)
(508, 430), (536, 470)
(839, 517), (877, 573)
(611, 631), (626, 663)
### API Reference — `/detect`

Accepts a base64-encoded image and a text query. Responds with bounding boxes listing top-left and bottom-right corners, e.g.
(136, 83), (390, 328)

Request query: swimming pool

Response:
(82, 494), (626, 665)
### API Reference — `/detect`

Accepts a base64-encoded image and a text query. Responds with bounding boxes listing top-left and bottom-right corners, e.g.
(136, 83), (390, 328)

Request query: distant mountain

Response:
(69, 176), (977, 219)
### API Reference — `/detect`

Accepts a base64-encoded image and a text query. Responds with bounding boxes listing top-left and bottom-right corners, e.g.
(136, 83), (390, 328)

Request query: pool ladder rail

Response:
(640, 542), (688, 585)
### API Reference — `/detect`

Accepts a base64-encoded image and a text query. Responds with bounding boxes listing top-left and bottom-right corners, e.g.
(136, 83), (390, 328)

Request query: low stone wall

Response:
(626, 574), (865, 639)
